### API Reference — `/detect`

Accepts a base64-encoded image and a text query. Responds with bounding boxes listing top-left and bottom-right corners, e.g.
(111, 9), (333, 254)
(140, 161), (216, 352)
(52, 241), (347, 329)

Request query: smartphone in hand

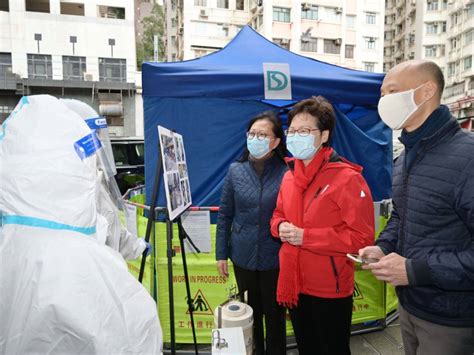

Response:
(346, 253), (379, 264)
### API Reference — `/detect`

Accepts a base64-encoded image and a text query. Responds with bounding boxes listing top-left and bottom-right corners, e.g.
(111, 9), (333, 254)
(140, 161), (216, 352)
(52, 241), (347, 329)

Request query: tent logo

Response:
(267, 71), (288, 91)
(263, 63), (292, 100)
(188, 289), (213, 315)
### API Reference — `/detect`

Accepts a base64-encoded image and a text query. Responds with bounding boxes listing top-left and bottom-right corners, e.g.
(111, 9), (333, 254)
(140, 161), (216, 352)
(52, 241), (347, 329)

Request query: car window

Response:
(134, 144), (145, 165)
(112, 144), (128, 166)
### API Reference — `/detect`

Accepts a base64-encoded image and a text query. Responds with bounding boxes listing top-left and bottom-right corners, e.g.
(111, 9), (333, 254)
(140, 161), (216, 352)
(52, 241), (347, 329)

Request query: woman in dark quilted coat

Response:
(216, 111), (288, 355)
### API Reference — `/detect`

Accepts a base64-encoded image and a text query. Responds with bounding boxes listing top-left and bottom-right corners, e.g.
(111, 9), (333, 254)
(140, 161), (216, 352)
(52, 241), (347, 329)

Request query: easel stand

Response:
(139, 140), (200, 355)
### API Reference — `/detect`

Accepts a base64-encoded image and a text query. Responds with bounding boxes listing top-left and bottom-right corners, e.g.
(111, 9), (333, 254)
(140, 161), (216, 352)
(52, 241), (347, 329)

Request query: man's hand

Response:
(359, 246), (385, 261)
(279, 222), (304, 246)
(217, 260), (229, 277)
(363, 252), (409, 286)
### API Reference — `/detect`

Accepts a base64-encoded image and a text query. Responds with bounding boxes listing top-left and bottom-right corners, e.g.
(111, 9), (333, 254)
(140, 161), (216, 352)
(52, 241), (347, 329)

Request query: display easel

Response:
(139, 133), (200, 355)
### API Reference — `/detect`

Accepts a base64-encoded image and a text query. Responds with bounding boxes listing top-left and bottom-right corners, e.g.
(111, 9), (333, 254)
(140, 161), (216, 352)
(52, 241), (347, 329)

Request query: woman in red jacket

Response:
(271, 96), (374, 355)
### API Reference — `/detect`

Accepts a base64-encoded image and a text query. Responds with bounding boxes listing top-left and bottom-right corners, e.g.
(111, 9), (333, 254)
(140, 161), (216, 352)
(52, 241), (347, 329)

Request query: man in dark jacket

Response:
(360, 60), (474, 355)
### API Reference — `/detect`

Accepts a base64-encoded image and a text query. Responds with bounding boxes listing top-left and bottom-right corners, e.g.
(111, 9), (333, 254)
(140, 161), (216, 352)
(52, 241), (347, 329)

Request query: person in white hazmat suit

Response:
(0, 95), (162, 354)
(60, 98), (150, 260)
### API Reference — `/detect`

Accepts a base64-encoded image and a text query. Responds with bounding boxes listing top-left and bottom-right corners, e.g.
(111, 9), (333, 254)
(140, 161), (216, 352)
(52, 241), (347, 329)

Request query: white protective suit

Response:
(60, 99), (147, 260)
(0, 95), (162, 354)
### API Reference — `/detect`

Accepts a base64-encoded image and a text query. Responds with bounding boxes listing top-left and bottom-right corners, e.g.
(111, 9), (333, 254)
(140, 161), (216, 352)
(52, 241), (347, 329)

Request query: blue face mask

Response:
(286, 134), (320, 160)
(247, 137), (271, 159)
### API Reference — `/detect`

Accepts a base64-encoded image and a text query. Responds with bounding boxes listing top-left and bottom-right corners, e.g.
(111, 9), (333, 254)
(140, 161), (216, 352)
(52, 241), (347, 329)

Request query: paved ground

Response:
(164, 317), (405, 354)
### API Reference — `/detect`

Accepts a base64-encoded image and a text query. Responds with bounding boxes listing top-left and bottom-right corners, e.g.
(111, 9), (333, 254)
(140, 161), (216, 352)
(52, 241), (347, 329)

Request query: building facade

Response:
(384, 0), (473, 122)
(164, 0), (384, 72)
(0, 0), (139, 136)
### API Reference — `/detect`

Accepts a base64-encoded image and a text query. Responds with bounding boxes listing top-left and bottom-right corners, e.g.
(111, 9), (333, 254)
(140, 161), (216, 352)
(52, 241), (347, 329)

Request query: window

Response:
(273, 7), (290, 22)
(464, 30), (473, 46)
(236, 0), (244, 10)
(1, 0), (9, 11)
(171, 53), (177, 61)
(441, 21), (446, 33)
(26, 0), (50, 13)
(365, 37), (376, 50)
(302, 7), (318, 20)
(345, 45), (354, 59)
(0, 53), (12, 78)
(27, 54), (52, 79)
(171, 36), (176, 46)
(171, 18), (177, 27)
(301, 37), (317, 52)
(440, 45), (445, 56)
(97, 5), (125, 19)
(320, 6), (342, 23)
(324, 39), (340, 54)
(62, 56), (86, 80)
(194, 0), (206, 5)
(444, 82), (464, 98)
(346, 15), (356, 29)
(426, 23), (438, 34)
(441, 0), (447, 9)
(257, 15), (263, 27)
(451, 37), (459, 51)
(273, 38), (290, 50)
(451, 12), (460, 26)
(364, 62), (375, 72)
(366, 12), (376, 25)
(425, 46), (437, 57)
(464, 56), (472, 70)
(427, 1), (438, 11)
(0, 105), (13, 124)
(217, 0), (229, 9)
(466, 4), (474, 18)
(99, 58), (126, 82)
(447, 62), (456, 77)
(60, 2), (84, 16)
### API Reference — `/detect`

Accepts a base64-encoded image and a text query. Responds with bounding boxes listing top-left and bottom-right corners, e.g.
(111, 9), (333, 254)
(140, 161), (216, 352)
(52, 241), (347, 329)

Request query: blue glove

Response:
(144, 241), (153, 257)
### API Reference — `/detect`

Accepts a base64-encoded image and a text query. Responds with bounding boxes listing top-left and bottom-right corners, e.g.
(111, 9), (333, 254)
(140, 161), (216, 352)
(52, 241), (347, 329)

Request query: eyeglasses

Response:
(247, 131), (273, 140)
(285, 128), (320, 137)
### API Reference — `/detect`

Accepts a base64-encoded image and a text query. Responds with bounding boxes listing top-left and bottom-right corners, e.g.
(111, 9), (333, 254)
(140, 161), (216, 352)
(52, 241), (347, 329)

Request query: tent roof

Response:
(142, 26), (384, 107)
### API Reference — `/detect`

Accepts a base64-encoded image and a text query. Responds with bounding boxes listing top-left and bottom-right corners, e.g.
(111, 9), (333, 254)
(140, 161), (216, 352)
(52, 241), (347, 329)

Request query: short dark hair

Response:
(287, 96), (336, 146)
(239, 111), (287, 162)
(420, 61), (445, 99)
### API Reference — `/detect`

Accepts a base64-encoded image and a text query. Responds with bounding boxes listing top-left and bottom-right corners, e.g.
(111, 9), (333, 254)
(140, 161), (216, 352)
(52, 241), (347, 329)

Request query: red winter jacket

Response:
(270, 150), (375, 299)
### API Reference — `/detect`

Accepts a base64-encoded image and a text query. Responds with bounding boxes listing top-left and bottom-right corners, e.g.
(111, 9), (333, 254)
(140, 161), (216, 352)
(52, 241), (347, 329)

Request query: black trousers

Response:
(289, 293), (353, 355)
(233, 265), (286, 355)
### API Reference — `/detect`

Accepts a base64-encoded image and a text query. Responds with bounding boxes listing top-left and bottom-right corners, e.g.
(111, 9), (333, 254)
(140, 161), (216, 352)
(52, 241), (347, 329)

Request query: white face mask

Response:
(378, 83), (428, 130)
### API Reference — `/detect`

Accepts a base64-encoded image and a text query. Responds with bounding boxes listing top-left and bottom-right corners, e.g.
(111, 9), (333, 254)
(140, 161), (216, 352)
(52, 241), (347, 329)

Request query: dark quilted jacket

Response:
(216, 156), (287, 270)
(376, 117), (474, 327)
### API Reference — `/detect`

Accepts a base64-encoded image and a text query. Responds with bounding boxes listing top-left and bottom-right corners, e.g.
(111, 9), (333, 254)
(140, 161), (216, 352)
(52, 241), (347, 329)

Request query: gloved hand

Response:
(144, 241), (153, 257)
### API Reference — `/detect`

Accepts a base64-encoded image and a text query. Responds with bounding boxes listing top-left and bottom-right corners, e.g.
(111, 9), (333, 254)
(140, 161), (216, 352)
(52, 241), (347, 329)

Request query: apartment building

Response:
(164, 0), (384, 72)
(0, 0), (139, 136)
(384, 0), (473, 121)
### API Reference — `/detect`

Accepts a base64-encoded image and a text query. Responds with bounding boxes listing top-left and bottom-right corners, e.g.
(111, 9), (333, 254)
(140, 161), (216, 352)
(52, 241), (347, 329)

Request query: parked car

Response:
(110, 137), (145, 194)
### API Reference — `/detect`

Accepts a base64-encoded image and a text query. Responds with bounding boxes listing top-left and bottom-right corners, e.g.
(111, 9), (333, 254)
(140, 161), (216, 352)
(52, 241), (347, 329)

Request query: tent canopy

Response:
(143, 26), (392, 208)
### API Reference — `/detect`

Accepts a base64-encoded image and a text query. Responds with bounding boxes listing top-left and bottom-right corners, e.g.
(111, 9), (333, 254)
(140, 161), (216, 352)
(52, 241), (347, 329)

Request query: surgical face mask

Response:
(378, 83), (428, 130)
(247, 137), (271, 159)
(286, 134), (321, 160)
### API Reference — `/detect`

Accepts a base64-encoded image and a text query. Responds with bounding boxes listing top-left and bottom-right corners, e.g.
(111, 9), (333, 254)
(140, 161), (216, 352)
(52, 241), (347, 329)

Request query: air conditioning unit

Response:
(301, 35), (310, 43)
(281, 38), (290, 45)
(302, 2), (311, 11)
(257, 7), (263, 14)
(334, 38), (342, 45)
(83, 73), (93, 81)
(222, 24), (229, 29)
(199, 8), (208, 17)
(335, 7), (343, 14)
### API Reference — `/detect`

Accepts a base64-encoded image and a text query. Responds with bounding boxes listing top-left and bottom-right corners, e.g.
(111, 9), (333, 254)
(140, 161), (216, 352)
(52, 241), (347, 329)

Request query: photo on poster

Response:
(167, 172), (183, 211)
(160, 133), (177, 171)
(158, 125), (192, 221)
(178, 163), (188, 179)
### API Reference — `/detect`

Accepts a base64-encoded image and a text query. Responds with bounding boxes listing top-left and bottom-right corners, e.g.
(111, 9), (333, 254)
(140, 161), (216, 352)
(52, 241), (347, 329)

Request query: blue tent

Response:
(142, 26), (392, 208)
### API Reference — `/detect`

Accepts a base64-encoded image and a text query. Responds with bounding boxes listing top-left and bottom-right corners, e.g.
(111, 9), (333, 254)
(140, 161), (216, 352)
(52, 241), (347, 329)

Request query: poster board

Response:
(158, 125), (192, 221)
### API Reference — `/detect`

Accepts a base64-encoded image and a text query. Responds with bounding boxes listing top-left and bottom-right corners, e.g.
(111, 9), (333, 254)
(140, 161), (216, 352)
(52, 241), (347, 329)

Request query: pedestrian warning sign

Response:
(188, 289), (213, 315)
